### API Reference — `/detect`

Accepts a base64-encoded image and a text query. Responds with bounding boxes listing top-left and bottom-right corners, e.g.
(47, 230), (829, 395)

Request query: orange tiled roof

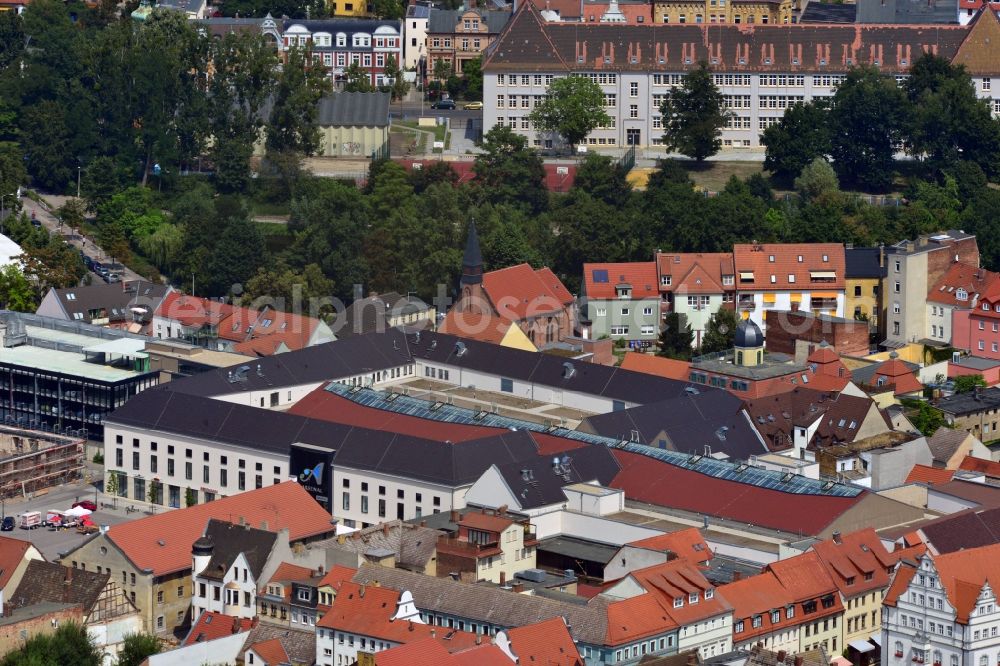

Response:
(927, 262), (999, 308)
(267, 562), (315, 585)
(319, 564), (358, 590)
(809, 528), (898, 597)
(733, 244), (845, 291)
(439, 310), (514, 346)
(248, 637), (289, 665)
(766, 551), (840, 603)
(882, 563), (917, 609)
(452, 645), (519, 666)
(106, 482), (332, 576)
(718, 572), (794, 641)
(507, 616), (583, 666)
(459, 512), (514, 533)
(872, 358), (924, 395)
(217, 308), (321, 353)
(482, 263), (573, 322)
(628, 528), (712, 566)
(905, 464), (956, 486)
(583, 263), (658, 300)
(181, 611), (254, 646)
(156, 292), (235, 328)
(958, 455), (1000, 478)
(657, 253), (734, 295)
(620, 352), (691, 380)
(627, 559), (733, 626)
(605, 593), (679, 644)
(0, 536), (32, 591)
(927, 544), (1000, 623)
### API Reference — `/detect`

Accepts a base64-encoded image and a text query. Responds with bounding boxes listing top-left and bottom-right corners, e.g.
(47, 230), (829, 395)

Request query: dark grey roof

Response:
(734, 319), (763, 349)
(8, 561), (112, 615)
(951, 356), (1000, 371)
(163, 328), (413, 397)
(580, 390), (767, 460)
(310, 520), (444, 569)
(844, 248), (886, 279)
(927, 427), (972, 465)
(856, 0), (957, 23)
(406, 4), (431, 18)
(336, 292), (433, 338)
(493, 445), (619, 509)
(535, 535), (619, 564)
(242, 623), (316, 665)
(851, 359), (920, 386)
(798, 2), (857, 23)
(199, 519), (278, 582)
(46, 282), (171, 325)
(332, 429), (541, 486)
(428, 7), (511, 33)
(156, 0), (204, 11)
(105, 386), (357, 454)
(281, 18), (401, 33)
(317, 92), (390, 128)
(916, 506), (1000, 554)
(935, 387), (1000, 417)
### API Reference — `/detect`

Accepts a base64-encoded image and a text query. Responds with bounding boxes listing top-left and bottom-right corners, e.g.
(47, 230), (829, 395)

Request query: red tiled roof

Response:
(905, 464), (956, 486)
(507, 616), (583, 666)
(377, 638), (455, 666)
(583, 263), (658, 300)
(267, 562), (315, 585)
(610, 449), (865, 535)
(452, 645), (518, 666)
(766, 551), (841, 603)
(319, 564), (358, 590)
(657, 253), (734, 295)
(439, 310), (518, 346)
(181, 611), (254, 646)
(732, 244), (845, 291)
(882, 564), (917, 609)
(626, 559), (733, 626)
(526, 0), (583, 19)
(628, 528), (712, 566)
(106, 482), (332, 576)
(156, 293), (234, 327)
(871, 358), (923, 396)
(459, 512), (514, 533)
(482, 263), (573, 322)
(718, 572), (793, 642)
(927, 543), (1000, 623)
(288, 386), (504, 442)
(620, 353), (691, 380)
(0, 536), (33, 590)
(248, 637), (289, 665)
(958, 455), (1000, 478)
(927, 262), (999, 307)
(605, 593), (679, 644)
(578, 1), (652, 23)
(809, 528), (898, 597)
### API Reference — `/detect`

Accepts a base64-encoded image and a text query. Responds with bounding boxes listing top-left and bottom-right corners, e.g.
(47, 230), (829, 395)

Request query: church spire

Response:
(461, 220), (483, 286)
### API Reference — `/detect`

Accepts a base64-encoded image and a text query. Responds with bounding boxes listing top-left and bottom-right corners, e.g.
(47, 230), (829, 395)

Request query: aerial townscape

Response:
(7, 0), (1000, 662)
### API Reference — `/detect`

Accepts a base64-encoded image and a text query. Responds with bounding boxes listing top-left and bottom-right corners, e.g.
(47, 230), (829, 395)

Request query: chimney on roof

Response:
(778, 651), (787, 663)
(383, 523), (390, 536)
(260, 520), (268, 531)
(232, 616), (240, 633)
(420, 520), (427, 527)
(795, 658), (804, 666)
(512, 582), (524, 593)
(64, 567), (73, 585)
(498, 504), (508, 517)
(832, 531), (842, 545)
(450, 509), (459, 523)
(359, 585), (366, 598)
(500, 571), (506, 586)
(476, 635), (482, 645)
(687, 653), (698, 665)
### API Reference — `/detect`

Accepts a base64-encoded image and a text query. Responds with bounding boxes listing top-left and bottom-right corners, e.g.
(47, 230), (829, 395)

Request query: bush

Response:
(92, 452), (104, 464)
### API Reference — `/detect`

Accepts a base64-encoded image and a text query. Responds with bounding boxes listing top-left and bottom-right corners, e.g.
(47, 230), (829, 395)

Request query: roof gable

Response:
(951, 8), (1000, 75)
(482, 3), (568, 71)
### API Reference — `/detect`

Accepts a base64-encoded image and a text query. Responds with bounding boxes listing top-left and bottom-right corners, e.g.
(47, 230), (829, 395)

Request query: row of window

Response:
(430, 37), (481, 50)
(283, 34), (397, 48)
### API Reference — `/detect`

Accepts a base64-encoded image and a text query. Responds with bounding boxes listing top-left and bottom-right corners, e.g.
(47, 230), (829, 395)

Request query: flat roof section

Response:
(0, 344), (147, 382)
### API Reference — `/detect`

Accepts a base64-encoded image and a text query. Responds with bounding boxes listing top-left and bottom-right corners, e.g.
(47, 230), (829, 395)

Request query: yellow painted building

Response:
(845, 247), (885, 336)
(328, 0), (369, 18)
(654, 0), (792, 24)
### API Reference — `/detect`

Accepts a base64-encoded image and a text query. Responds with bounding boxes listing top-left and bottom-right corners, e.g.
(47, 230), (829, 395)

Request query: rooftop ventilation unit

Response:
(562, 362), (576, 380)
(455, 341), (467, 357)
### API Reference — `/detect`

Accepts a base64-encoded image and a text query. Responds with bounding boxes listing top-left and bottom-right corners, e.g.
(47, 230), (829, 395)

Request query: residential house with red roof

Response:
(61, 482), (335, 637)
(604, 528), (712, 582)
(0, 536), (44, 617)
(765, 551), (845, 654)
(732, 244), (846, 335)
(719, 570), (799, 653)
(436, 511), (538, 585)
(452, 223), (576, 349)
(905, 465), (956, 486)
(658, 252), (736, 348)
(152, 293), (334, 357)
(601, 558), (733, 659)
(927, 262), (999, 350)
(581, 262), (660, 351)
(883, 543), (1000, 666)
(807, 528), (903, 646)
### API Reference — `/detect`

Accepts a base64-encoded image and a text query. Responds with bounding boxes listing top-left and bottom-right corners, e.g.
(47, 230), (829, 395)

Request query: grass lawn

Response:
(255, 221), (293, 253)
(395, 120), (447, 143)
(250, 201), (291, 216)
(680, 161), (769, 192)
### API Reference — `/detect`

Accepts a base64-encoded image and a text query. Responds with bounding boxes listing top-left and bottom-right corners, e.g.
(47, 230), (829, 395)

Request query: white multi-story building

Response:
(883, 544), (1000, 666)
(482, 4), (999, 150)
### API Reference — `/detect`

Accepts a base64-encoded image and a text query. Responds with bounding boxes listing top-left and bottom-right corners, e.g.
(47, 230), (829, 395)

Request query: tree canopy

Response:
(659, 62), (730, 162)
(528, 76), (610, 152)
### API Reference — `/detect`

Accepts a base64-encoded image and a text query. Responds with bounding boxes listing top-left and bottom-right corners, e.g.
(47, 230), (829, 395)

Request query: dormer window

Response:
(689, 593), (699, 603)
(661, 275), (672, 286)
(674, 597), (683, 608)
(705, 588), (714, 599)
(617, 287), (632, 298)
(956, 288), (968, 301)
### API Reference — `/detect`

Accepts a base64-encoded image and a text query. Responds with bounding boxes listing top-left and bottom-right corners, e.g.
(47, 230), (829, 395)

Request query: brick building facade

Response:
(765, 311), (871, 358)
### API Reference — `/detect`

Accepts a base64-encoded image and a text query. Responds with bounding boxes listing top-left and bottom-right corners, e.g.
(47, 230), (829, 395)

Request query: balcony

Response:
(737, 298), (756, 311)
(436, 537), (502, 559)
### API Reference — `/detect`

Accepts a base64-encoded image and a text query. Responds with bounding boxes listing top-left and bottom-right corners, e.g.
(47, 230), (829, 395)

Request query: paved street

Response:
(3, 474), (139, 561)
(19, 196), (144, 283)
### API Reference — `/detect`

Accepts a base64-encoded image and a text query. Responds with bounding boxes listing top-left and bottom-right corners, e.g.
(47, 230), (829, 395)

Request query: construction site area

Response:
(0, 426), (85, 499)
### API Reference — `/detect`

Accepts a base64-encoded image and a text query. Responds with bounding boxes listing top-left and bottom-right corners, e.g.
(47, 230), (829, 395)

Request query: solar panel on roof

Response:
(325, 383), (863, 498)
(592, 269), (609, 283)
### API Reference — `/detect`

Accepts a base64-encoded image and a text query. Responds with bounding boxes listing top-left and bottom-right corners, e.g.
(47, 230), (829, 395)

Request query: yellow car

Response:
(462, 101), (484, 110)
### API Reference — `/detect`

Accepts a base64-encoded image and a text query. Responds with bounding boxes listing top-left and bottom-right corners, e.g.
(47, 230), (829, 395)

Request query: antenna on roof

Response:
(256, 364), (263, 377)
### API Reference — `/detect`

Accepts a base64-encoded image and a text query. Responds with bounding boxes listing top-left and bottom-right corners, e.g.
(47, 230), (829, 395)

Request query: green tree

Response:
(700, 306), (739, 355)
(371, 0), (403, 18)
(658, 312), (693, 360)
(20, 100), (73, 190)
(204, 217), (268, 295)
(137, 223), (185, 272)
(81, 156), (128, 212)
(953, 374), (986, 394)
(473, 125), (548, 214)
(0, 11), (24, 70)
(902, 399), (947, 437)
(529, 76), (610, 153)
(0, 145), (27, 205)
(794, 158), (840, 201)
(0, 622), (101, 666)
(242, 261), (335, 311)
(343, 61), (375, 93)
(185, 487), (196, 507)
(659, 62), (730, 162)
(0, 265), (37, 312)
(905, 54), (1000, 174)
(432, 59), (452, 82)
(104, 470), (120, 501)
(573, 153), (632, 208)
(266, 46), (332, 155)
(114, 633), (161, 666)
(461, 56), (483, 101)
(829, 66), (907, 191)
(761, 101), (831, 184)
(382, 55), (409, 101)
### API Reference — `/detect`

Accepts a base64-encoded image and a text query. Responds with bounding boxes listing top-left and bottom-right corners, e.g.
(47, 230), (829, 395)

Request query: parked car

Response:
(462, 101), (483, 110)
(1, 517), (14, 531)
(72, 500), (97, 512)
(431, 99), (456, 110)
(82, 255), (94, 270)
(103, 272), (121, 284)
